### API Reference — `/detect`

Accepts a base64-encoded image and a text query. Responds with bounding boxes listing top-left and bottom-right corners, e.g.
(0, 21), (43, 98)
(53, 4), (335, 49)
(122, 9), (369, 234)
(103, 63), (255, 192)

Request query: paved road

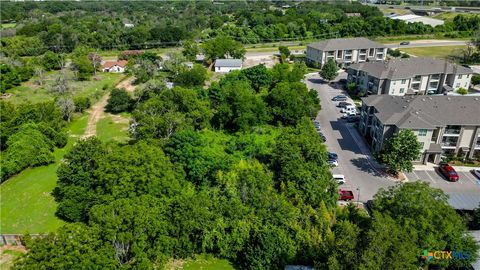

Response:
(245, 40), (467, 60)
(386, 40), (467, 49)
(306, 72), (396, 202)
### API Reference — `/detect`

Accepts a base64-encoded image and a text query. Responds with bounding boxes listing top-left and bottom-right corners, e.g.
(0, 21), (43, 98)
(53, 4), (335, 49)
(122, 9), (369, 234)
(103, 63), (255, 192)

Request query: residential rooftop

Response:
(362, 95), (480, 129)
(350, 57), (473, 80)
(307, 37), (386, 51)
(215, 59), (242, 67)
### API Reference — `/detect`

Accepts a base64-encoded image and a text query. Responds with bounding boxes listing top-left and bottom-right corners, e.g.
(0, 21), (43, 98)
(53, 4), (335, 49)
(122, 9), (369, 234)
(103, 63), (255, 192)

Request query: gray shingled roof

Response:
(349, 57), (473, 80)
(215, 59), (242, 67)
(362, 95), (480, 128)
(307, 37), (386, 51)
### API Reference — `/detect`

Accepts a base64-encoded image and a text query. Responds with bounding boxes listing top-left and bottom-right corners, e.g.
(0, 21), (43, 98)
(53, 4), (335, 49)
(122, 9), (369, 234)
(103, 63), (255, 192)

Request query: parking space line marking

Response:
(411, 171), (420, 181)
(462, 172), (477, 184)
(424, 171), (437, 184)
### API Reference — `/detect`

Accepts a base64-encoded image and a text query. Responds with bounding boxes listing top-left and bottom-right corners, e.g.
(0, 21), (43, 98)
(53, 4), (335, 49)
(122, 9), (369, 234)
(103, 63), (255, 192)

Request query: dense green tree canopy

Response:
(379, 129), (422, 173)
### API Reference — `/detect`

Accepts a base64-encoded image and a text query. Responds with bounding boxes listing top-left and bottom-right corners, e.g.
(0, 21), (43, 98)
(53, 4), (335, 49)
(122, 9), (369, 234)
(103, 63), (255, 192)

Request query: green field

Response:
(6, 71), (124, 105)
(433, 12), (477, 21)
(400, 45), (466, 59)
(0, 114), (89, 234)
(1, 23), (16, 29)
(96, 114), (130, 143)
(167, 255), (235, 270)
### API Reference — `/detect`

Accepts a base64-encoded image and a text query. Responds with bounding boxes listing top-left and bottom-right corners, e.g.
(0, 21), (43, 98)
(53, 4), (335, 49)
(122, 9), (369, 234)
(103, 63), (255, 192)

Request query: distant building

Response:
(102, 60), (128, 73)
(388, 14), (444, 27)
(214, 59), (242, 72)
(347, 58), (473, 96)
(359, 95), (480, 164)
(345, 13), (362, 17)
(306, 38), (387, 68)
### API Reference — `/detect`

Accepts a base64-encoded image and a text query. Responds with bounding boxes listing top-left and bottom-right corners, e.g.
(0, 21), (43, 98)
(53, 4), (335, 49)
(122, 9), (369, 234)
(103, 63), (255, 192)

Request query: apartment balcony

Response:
(475, 143), (480, 149)
(443, 129), (461, 136)
(441, 141), (457, 148)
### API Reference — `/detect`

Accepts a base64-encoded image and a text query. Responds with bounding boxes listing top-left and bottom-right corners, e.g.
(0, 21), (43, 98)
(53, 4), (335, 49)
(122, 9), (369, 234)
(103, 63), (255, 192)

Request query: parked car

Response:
(328, 152), (338, 160)
(346, 115), (360, 123)
(332, 95), (347, 101)
(319, 133), (326, 142)
(472, 169), (480, 180)
(337, 102), (351, 108)
(338, 189), (354, 201)
(439, 163), (459, 182)
(341, 104), (356, 113)
(400, 41), (410, 45)
(341, 111), (357, 119)
(333, 174), (346, 185)
(328, 159), (338, 167)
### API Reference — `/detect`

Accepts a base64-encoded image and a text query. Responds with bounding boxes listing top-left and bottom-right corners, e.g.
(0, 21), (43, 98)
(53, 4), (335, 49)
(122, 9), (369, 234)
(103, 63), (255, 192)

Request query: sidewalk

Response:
(414, 163), (479, 172)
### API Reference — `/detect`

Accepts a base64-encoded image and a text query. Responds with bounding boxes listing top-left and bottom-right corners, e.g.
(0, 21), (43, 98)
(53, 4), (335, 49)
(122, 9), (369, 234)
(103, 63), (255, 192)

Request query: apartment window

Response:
(418, 129), (427, 136)
(431, 74), (440, 80)
(369, 49), (374, 57)
(337, 50), (343, 58)
(400, 88), (405, 94)
(458, 74), (463, 79)
(393, 81), (396, 86)
(413, 75), (422, 82)
(411, 83), (420, 90)
(401, 79), (406, 84)
(429, 81), (439, 89)
(345, 50), (353, 55)
(456, 83), (460, 88)
(360, 49), (367, 54)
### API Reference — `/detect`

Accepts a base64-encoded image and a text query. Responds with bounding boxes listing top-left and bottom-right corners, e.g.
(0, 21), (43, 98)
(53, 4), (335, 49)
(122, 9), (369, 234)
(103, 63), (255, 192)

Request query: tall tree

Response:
(319, 58), (338, 82)
(378, 129), (421, 173)
(202, 36), (246, 62)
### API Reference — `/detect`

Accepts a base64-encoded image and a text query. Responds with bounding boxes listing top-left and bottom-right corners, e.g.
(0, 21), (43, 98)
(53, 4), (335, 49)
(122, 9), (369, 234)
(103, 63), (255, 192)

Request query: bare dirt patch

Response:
(82, 76), (136, 138)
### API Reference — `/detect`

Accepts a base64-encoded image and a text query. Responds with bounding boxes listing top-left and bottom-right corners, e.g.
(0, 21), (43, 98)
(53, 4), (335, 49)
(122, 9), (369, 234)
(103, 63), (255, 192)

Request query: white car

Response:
(473, 169), (480, 180)
(333, 174), (346, 185)
(328, 159), (338, 167)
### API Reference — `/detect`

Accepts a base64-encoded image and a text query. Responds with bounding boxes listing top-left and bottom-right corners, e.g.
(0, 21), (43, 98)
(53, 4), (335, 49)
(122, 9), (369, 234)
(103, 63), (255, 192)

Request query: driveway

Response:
(405, 169), (480, 210)
(306, 72), (396, 202)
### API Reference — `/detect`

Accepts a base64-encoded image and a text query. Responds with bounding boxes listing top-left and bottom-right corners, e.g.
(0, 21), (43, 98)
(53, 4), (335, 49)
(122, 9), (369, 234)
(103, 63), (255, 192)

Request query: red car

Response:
(338, 190), (354, 201)
(439, 164), (459, 182)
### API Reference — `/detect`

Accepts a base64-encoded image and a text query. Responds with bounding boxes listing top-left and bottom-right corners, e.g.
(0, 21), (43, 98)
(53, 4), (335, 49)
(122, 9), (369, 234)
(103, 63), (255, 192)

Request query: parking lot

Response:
(405, 169), (480, 209)
(307, 72), (480, 209)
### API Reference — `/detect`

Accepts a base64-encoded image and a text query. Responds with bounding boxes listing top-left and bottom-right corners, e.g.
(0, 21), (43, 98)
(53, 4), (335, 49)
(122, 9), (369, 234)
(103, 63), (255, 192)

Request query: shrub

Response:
(1, 123), (55, 181)
(74, 97), (91, 113)
(105, 88), (133, 113)
(471, 74), (480, 86)
(457, 87), (468, 95)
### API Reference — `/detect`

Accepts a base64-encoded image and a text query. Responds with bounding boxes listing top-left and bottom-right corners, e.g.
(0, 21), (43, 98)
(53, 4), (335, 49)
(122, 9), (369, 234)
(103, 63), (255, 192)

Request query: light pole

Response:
(356, 188), (360, 205)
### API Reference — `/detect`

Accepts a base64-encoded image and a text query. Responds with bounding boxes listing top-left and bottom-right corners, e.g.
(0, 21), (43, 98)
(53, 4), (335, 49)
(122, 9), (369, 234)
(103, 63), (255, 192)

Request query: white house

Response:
(214, 59), (242, 73)
(102, 60), (128, 73)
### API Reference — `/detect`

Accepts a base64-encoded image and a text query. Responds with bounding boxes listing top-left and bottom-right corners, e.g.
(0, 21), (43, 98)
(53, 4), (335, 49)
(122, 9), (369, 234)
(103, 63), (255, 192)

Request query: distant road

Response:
(244, 40), (468, 59)
(386, 40), (468, 49)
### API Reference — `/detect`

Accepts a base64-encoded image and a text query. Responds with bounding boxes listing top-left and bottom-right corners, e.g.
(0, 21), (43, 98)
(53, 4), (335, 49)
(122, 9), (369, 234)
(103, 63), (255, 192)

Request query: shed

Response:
(214, 59), (242, 73)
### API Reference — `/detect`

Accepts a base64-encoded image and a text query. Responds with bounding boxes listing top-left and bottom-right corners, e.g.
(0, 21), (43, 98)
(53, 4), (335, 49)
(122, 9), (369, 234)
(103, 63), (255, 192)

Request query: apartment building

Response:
(347, 58), (473, 96)
(306, 38), (387, 67)
(359, 95), (480, 164)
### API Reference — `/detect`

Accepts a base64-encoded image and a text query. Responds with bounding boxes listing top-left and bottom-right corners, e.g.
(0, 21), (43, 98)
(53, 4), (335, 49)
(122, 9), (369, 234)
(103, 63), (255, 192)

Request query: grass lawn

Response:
(167, 255), (235, 270)
(1, 23), (16, 29)
(6, 71), (124, 105)
(0, 114), (89, 234)
(246, 45), (305, 53)
(96, 114), (130, 143)
(400, 45), (466, 59)
(0, 249), (24, 269)
(433, 12), (476, 21)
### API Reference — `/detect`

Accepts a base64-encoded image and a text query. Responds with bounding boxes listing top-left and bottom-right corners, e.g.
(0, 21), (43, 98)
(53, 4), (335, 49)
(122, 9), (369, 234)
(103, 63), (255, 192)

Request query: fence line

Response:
(1, 234), (47, 246)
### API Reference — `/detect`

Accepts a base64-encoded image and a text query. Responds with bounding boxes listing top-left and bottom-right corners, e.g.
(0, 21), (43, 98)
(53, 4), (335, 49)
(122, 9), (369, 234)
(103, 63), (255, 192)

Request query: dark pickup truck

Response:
(338, 190), (354, 201)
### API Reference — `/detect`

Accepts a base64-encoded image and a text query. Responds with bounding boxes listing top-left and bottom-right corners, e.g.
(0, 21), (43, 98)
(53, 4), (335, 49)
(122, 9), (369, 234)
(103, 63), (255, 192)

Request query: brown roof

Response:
(103, 60), (128, 69)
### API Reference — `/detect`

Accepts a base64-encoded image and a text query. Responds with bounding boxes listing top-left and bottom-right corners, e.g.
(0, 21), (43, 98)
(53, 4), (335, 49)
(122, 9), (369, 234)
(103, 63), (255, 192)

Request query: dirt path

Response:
(81, 76), (135, 138)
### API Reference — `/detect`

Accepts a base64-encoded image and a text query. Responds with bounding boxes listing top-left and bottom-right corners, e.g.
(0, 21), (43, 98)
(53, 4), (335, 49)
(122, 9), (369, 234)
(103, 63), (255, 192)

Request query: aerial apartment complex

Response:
(347, 57), (473, 96)
(359, 95), (480, 164)
(306, 37), (387, 67)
